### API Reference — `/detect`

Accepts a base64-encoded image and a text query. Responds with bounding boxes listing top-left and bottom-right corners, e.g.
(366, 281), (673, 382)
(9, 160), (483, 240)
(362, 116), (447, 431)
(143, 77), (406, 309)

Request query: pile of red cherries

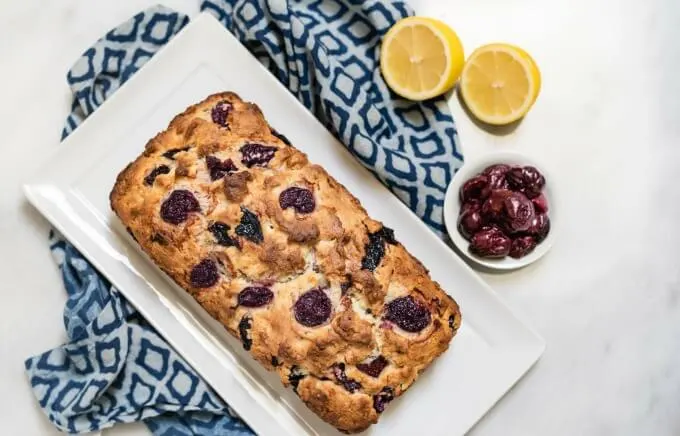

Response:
(457, 163), (550, 259)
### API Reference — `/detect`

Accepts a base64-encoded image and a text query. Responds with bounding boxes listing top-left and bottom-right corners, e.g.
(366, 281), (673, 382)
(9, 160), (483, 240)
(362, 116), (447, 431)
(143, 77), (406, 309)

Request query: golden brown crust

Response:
(223, 171), (252, 202)
(110, 92), (462, 433)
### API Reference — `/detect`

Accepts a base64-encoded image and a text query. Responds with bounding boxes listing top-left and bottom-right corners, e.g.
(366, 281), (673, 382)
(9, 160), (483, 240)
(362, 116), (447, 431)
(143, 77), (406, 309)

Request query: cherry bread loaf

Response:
(110, 92), (462, 433)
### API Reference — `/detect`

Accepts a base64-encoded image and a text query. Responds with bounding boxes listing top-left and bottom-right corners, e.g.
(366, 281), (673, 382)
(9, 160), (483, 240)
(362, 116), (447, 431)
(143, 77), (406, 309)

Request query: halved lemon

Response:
(380, 17), (465, 101)
(459, 43), (541, 125)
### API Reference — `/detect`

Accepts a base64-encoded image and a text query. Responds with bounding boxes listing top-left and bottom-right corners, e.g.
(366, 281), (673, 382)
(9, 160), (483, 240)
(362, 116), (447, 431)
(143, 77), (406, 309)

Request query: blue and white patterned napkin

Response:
(25, 2), (464, 435)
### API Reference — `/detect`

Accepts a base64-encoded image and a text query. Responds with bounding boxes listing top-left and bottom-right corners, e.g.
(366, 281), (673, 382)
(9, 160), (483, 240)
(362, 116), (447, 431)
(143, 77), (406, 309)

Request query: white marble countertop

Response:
(2, 0), (679, 435)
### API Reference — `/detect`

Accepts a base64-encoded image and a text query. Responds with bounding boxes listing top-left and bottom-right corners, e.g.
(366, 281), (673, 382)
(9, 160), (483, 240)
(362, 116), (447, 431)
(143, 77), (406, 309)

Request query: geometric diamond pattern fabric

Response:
(26, 230), (253, 435)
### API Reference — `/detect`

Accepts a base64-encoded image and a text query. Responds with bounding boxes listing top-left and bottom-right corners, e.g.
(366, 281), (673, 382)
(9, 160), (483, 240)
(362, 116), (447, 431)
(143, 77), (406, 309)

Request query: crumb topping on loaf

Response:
(110, 92), (462, 433)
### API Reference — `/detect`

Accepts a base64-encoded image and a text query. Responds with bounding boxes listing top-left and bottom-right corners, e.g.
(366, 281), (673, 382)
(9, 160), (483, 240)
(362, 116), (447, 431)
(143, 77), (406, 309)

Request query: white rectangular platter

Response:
(24, 13), (544, 436)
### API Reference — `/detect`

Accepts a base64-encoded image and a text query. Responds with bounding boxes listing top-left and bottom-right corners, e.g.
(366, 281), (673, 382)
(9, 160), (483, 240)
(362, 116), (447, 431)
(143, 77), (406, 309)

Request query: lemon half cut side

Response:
(459, 43), (541, 125)
(380, 17), (465, 101)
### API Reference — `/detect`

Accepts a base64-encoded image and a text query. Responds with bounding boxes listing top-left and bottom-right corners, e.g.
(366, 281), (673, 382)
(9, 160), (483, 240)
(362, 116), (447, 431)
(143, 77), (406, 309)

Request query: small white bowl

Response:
(444, 151), (556, 270)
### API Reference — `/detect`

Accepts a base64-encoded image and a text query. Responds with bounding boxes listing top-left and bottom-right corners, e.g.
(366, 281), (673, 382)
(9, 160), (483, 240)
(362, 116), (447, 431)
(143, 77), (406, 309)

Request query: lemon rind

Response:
(380, 17), (459, 101)
(460, 43), (539, 125)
